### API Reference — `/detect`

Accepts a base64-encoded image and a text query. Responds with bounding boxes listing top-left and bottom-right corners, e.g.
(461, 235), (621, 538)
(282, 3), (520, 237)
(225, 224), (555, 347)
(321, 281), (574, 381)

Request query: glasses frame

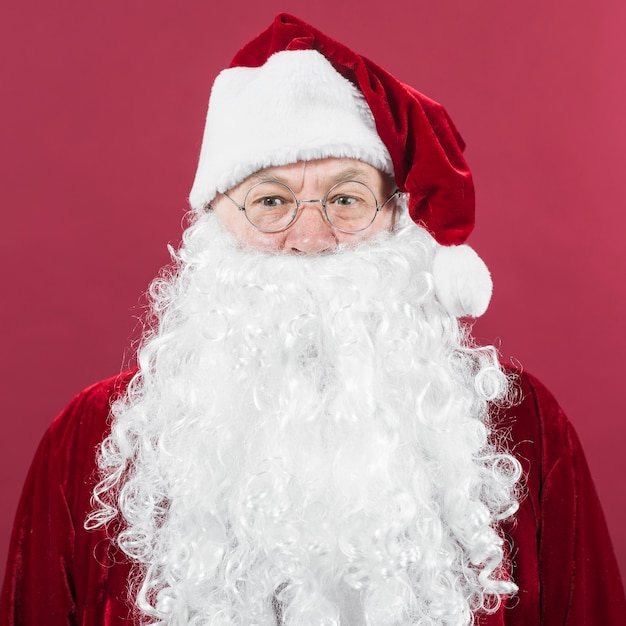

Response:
(221, 180), (401, 234)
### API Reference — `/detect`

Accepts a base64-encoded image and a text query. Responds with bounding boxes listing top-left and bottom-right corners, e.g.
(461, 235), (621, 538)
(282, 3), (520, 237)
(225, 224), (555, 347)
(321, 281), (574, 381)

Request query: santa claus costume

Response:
(2, 13), (624, 626)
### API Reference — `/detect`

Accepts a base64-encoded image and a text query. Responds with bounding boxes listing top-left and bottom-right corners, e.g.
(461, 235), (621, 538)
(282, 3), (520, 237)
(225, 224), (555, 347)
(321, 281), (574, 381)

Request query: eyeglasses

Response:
(221, 180), (400, 233)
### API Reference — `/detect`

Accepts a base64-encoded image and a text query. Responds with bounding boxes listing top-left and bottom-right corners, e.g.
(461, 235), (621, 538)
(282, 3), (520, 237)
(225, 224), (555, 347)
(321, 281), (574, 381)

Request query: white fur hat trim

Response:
(189, 49), (393, 210)
(432, 245), (493, 318)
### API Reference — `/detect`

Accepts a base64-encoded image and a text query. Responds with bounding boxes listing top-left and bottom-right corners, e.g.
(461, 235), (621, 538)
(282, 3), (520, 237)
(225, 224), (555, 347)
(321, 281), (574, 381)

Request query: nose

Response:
(283, 202), (337, 254)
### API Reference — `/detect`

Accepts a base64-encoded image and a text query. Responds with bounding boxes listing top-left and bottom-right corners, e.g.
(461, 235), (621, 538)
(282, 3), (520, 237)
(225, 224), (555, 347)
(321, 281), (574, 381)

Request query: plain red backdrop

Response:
(1, 0), (624, 589)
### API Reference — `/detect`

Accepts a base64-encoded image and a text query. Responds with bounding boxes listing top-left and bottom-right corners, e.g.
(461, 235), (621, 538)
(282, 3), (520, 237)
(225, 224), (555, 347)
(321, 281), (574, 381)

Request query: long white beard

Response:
(89, 212), (521, 626)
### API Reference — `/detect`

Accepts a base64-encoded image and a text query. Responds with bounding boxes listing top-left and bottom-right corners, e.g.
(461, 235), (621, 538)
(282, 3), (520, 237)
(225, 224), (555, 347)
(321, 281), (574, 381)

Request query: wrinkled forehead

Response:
(225, 158), (395, 196)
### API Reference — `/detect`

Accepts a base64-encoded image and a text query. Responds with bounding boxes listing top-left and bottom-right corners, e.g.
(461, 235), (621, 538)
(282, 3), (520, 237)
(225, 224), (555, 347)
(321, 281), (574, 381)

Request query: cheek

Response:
(374, 206), (397, 233)
(212, 203), (287, 252)
(336, 206), (396, 245)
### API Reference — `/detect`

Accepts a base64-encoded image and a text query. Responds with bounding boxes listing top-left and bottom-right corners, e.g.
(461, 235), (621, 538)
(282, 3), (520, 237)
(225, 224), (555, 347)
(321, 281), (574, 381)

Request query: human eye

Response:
(328, 192), (369, 214)
(331, 194), (359, 207)
(327, 181), (374, 210)
(259, 195), (286, 208)
(246, 181), (295, 212)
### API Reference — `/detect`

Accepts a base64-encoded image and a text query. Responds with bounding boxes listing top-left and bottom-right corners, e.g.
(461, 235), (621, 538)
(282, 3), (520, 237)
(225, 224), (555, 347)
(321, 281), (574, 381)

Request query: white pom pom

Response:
(432, 245), (493, 318)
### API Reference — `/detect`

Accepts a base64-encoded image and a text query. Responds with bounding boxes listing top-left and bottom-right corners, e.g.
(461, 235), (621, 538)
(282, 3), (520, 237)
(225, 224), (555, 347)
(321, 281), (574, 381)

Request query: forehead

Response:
(229, 158), (390, 193)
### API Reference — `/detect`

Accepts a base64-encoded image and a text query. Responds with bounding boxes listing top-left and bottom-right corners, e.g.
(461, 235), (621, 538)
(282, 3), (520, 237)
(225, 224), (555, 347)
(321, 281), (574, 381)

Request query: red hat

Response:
(226, 12), (476, 246)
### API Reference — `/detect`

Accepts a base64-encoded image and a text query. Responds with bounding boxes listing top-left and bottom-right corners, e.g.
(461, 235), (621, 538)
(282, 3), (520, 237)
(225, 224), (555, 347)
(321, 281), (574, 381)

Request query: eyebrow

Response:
(327, 167), (370, 184)
(252, 166), (372, 186)
(252, 172), (292, 184)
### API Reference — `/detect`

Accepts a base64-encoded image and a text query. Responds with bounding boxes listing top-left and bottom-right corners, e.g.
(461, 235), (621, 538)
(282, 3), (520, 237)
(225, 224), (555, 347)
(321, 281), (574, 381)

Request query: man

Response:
(2, 13), (624, 625)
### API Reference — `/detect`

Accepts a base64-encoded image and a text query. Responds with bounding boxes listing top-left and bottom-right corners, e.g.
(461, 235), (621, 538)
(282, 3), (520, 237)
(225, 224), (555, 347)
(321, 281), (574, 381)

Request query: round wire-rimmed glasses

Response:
(221, 180), (400, 233)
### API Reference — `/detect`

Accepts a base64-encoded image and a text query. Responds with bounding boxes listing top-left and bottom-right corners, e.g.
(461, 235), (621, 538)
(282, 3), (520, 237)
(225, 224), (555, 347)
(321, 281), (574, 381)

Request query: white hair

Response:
(87, 212), (521, 625)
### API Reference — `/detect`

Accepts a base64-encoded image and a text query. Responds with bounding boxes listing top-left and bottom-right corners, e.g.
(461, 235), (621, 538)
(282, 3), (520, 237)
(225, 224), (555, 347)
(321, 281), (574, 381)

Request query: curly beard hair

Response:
(87, 211), (522, 625)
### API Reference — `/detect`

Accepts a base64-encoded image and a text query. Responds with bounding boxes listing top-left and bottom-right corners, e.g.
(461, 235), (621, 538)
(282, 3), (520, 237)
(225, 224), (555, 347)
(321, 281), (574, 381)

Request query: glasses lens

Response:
(244, 181), (298, 232)
(324, 181), (378, 233)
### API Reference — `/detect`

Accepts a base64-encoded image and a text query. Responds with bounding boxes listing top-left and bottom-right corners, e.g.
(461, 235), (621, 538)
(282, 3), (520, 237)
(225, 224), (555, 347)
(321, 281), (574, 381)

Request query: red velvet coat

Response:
(1, 367), (625, 624)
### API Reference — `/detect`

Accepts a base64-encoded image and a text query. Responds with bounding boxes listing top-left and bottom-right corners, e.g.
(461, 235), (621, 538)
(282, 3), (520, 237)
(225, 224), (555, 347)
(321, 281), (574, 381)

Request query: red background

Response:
(1, 1), (625, 587)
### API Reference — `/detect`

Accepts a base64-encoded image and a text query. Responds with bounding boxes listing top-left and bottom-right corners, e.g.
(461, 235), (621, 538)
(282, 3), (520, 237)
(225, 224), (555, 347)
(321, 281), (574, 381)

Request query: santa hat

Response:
(189, 13), (492, 318)
(189, 48), (393, 210)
